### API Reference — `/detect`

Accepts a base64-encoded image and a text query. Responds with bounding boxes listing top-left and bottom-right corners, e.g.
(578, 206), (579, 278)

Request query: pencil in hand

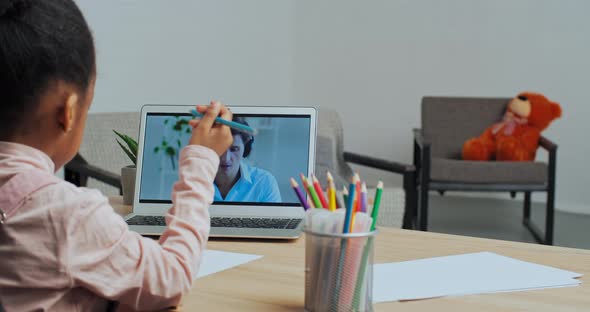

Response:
(190, 109), (257, 135)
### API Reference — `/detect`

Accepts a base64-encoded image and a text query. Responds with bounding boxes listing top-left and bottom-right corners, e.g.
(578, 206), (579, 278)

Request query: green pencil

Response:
(306, 178), (323, 209)
(342, 186), (349, 207)
(353, 180), (383, 310)
(370, 181), (383, 231)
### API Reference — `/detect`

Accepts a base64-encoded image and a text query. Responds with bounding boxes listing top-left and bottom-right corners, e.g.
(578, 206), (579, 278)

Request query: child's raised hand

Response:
(188, 101), (233, 156)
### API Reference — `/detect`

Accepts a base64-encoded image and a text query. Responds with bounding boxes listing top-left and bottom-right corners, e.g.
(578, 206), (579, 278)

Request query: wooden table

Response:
(110, 197), (590, 311)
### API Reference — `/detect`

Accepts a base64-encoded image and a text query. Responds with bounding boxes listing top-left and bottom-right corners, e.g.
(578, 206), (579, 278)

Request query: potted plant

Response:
(114, 130), (138, 205)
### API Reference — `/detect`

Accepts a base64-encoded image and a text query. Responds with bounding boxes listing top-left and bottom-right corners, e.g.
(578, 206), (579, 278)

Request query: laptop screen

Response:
(138, 112), (311, 207)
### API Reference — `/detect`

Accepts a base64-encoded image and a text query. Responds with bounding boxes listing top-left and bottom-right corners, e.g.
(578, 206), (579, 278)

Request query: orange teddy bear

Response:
(462, 92), (562, 161)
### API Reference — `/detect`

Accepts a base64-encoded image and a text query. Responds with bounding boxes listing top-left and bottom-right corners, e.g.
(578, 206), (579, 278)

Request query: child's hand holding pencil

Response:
(187, 101), (234, 156)
(190, 104), (257, 136)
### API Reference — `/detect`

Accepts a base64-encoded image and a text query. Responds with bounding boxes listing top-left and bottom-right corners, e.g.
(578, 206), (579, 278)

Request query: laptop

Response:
(124, 105), (317, 239)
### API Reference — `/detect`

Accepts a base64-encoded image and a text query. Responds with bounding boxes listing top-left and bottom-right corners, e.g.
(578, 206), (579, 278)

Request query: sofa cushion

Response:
(430, 158), (548, 184)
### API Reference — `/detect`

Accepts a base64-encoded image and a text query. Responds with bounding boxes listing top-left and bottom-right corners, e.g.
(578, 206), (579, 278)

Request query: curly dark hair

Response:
(0, 0), (95, 138)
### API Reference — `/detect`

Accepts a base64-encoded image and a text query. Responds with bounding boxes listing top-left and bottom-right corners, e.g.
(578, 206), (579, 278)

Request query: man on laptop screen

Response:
(139, 114), (310, 205)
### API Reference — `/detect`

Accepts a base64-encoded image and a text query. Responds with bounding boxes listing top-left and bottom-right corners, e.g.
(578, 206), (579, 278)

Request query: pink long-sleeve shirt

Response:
(0, 141), (219, 311)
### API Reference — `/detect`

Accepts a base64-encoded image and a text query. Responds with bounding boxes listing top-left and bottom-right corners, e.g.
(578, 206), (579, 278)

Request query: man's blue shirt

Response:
(213, 162), (282, 203)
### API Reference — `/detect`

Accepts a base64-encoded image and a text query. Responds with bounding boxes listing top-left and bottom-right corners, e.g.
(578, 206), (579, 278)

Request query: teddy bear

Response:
(462, 92), (562, 162)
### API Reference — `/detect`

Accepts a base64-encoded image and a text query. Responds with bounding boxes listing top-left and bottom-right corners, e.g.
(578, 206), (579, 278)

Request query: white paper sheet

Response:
(194, 250), (263, 279)
(373, 252), (582, 303)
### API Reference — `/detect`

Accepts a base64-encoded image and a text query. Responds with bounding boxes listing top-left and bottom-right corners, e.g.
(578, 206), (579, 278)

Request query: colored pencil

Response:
(312, 175), (329, 209)
(360, 182), (368, 213)
(353, 181), (383, 310)
(306, 177), (323, 209)
(371, 181), (383, 231)
(300, 174), (315, 208)
(353, 237), (374, 309)
(354, 173), (361, 213)
(350, 173), (361, 232)
(343, 179), (356, 233)
(327, 172), (337, 211)
(334, 179), (357, 308)
(290, 178), (309, 210)
(342, 186), (349, 206)
(335, 193), (344, 210)
(190, 109), (257, 135)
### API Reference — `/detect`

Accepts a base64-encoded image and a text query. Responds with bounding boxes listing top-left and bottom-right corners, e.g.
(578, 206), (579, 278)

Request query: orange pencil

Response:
(312, 175), (329, 209)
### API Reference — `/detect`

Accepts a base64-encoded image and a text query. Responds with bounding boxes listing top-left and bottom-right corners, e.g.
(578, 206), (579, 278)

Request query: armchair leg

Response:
(523, 192), (531, 223)
(546, 187), (555, 245)
(402, 172), (418, 230)
(419, 183), (429, 231)
(543, 147), (557, 246)
(522, 190), (554, 245)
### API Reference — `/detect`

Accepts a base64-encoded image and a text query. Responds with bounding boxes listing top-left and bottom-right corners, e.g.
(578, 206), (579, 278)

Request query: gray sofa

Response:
(66, 109), (415, 229)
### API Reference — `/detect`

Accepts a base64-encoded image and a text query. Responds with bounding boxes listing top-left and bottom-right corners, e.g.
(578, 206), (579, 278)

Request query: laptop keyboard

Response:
(126, 215), (167, 226)
(126, 215), (302, 230)
(211, 217), (302, 229)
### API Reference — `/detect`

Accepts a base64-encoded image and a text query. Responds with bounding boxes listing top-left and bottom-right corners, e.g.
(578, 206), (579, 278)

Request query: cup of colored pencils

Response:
(290, 172), (383, 312)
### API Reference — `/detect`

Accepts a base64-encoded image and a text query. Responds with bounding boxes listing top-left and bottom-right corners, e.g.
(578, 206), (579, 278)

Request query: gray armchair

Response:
(414, 96), (557, 245)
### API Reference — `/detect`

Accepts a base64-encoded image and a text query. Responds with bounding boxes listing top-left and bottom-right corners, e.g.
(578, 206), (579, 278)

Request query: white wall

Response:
(77, 0), (294, 112)
(78, 0), (590, 214)
(291, 0), (590, 214)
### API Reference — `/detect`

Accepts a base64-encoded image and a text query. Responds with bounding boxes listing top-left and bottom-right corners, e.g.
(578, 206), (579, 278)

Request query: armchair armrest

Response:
(413, 128), (430, 148)
(413, 128), (431, 175)
(64, 154), (122, 189)
(343, 151), (417, 230)
(343, 151), (415, 174)
(539, 136), (557, 152)
(538, 136), (557, 194)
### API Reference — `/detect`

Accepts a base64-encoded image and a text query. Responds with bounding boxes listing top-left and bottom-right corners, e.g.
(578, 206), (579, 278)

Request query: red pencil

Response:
(350, 174), (360, 232)
(312, 175), (329, 209)
(354, 173), (361, 213)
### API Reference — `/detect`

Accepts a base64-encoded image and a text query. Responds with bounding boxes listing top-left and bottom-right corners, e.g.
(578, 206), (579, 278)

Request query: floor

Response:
(425, 194), (590, 250)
